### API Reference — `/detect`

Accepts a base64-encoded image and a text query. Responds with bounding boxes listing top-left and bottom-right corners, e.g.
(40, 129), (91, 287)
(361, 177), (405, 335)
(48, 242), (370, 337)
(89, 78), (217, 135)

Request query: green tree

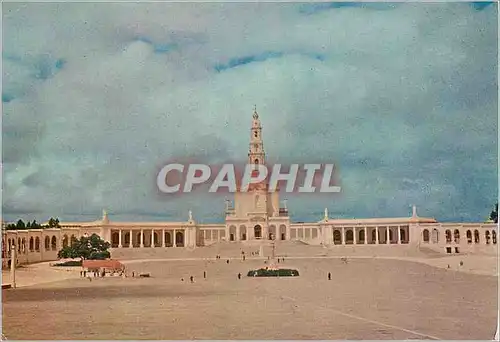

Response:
(489, 203), (498, 223)
(47, 217), (61, 228)
(16, 219), (25, 230)
(57, 234), (111, 261)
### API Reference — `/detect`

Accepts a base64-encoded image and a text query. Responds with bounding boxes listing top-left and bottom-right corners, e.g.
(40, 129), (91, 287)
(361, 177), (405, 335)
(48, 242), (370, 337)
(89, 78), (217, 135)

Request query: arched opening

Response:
(388, 229), (393, 243)
(453, 229), (460, 244)
(229, 225), (236, 241)
(279, 225), (287, 240)
(35, 237), (40, 252)
(18, 238), (21, 253)
(431, 229), (439, 243)
(493, 230), (497, 244)
(63, 234), (69, 248)
(70, 235), (76, 244)
(269, 225), (276, 240)
(254, 158), (259, 165)
(45, 236), (50, 250)
(124, 232), (130, 246)
(371, 229), (377, 244)
(152, 232), (158, 247)
(51, 236), (57, 250)
(358, 229), (365, 244)
(423, 229), (430, 243)
(254, 225), (262, 239)
(474, 229), (480, 244)
(165, 232), (172, 247)
(333, 230), (342, 245)
(400, 228), (407, 243)
(240, 225), (247, 241)
(111, 232), (119, 248)
(175, 231), (184, 247)
(485, 231), (491, 244)
(445, 230), (452, 243)
(22, 238), (26, 254)
(136, 232), (142, 247)
(29, 237), (34, 251)
(144, 231), (152, 248)
(466, 230), (472, 244)
(345, 230), (354, 244)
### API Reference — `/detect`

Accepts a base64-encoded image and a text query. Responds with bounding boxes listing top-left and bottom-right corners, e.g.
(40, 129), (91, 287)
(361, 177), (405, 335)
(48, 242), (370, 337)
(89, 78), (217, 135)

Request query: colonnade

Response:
(110, 229), (185, 248)
(329, 226), (409, 245)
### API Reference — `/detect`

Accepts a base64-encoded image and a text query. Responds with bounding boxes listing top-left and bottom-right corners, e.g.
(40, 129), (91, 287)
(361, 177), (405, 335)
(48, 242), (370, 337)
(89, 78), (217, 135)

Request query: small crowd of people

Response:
(80, 269), (125, 281)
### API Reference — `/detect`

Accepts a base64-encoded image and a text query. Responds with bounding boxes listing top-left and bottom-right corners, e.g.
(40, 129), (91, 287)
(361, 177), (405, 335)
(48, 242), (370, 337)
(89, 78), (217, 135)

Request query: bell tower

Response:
(248, 106), (266, 166)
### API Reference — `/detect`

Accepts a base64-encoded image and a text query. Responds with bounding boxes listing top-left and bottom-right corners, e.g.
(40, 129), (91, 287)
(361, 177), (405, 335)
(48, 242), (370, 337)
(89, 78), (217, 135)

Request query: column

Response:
(341, 227), (345, 245)
(386, 227), (390, 244)
(376, 227), (379, 244)
(173, 229), (177, 247)
(397, 226), (401, 244)
(353, 228), (357, 244)
(118, 229), (122, 248)
(364, 227), (368, 245)
(236, 226), (240, 241)
(129, 230), (133, 248)
(140, 229), (144, 248)
(151, 229), (155, 248)
(162, 229), (166, 247)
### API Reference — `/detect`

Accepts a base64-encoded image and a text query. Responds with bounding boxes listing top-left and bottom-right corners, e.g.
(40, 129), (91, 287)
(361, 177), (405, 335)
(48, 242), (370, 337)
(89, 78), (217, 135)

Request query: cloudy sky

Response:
(2, 2), (497, 224)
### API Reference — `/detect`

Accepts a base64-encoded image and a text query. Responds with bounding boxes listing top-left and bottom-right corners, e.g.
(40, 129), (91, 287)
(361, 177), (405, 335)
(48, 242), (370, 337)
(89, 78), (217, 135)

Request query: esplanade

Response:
(2, 109), (497, 265)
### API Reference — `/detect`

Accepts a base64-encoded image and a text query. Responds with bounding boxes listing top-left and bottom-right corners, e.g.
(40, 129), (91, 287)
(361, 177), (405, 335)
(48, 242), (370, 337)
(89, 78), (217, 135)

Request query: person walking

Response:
(203, 271), (207, 279)
(238, 273), (241, 279)
(328, 272), (331, 280)
(190, 276), (194, 283)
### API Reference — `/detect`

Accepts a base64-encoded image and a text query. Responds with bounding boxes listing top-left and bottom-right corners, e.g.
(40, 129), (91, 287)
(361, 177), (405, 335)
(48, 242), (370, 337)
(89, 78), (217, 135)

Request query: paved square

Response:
(2, 257), (497, 340)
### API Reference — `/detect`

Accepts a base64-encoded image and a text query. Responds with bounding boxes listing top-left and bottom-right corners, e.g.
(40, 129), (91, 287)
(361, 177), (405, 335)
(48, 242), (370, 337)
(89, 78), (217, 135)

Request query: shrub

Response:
(53, 260), (82, 267)
(247, 268), (299, 277)
(88, 251), (111, 260)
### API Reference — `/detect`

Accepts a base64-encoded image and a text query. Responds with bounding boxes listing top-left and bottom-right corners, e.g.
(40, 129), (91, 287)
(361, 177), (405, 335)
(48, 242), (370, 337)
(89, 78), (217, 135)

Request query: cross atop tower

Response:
(253, 105), (259, 119)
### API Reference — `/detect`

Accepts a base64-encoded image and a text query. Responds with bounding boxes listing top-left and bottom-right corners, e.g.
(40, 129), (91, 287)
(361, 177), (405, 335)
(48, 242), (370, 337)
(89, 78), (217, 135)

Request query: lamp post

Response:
(272, 240), (276, 260)
(10, 247), (16, 289)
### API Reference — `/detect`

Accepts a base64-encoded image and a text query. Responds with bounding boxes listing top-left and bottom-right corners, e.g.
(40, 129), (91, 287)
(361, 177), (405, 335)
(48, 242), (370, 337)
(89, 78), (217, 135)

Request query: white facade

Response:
(2, 108), (498, 265)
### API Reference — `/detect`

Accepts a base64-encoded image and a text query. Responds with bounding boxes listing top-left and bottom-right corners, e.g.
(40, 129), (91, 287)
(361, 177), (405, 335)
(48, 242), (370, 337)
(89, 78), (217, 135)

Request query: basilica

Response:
(2, 109), (497, 266)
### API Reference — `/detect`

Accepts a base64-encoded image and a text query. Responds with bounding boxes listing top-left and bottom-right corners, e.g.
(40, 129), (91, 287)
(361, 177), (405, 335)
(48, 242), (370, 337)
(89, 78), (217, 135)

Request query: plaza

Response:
(2, 255), (497, 340)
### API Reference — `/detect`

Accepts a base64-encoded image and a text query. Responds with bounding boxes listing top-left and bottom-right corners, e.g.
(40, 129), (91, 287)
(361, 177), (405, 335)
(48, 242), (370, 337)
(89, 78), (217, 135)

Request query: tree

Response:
(5, 223), (16, 230)
(16, 219), (25, 230)
(57, 233), (111, 261)
(490, 203), (498, 223)
(47, 217), (61, 228)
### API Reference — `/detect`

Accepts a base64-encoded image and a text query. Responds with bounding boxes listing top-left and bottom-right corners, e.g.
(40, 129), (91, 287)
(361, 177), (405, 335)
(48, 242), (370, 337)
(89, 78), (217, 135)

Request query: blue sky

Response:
(2, 2), (498, 224)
